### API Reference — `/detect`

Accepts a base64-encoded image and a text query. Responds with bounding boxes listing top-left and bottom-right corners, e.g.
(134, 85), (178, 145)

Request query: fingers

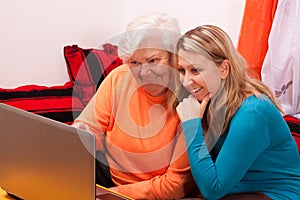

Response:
(199, 94), (210, 118)
(201, 94), (210, 107)
(176, 94), (211, 121)
(176, 103), (183, 120)
(72, 122), (91, 132)
(188, 94), (196, 99)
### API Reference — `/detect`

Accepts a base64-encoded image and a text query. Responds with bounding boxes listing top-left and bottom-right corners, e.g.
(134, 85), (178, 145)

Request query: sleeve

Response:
(182, 110), (270, 199)
(73, 72), (114, 151)
(117, 131), (197, 200)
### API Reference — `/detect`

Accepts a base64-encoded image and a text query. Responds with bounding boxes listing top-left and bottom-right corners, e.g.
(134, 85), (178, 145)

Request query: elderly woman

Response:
(73, 12), (197, 199)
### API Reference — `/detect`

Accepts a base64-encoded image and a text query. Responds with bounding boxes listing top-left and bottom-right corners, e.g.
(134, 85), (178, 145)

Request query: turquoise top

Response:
(182, 95), (300, 200)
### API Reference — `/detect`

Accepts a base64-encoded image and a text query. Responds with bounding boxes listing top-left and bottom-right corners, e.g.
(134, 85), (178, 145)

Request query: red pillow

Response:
(284, 115), (300, 154)
(64, 43), (122, 105)
(0, 81), (84, 125)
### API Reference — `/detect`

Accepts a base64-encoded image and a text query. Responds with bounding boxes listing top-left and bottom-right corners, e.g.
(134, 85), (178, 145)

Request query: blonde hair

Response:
(170, 25), (281, 146)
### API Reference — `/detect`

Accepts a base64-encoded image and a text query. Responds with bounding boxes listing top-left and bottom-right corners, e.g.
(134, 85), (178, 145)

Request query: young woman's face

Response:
(126, 48), (172, 96)
(177, 49), (224, 101)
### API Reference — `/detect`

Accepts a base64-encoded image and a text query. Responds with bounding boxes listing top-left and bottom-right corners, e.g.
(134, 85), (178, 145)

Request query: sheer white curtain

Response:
(261, 0), (300, 119)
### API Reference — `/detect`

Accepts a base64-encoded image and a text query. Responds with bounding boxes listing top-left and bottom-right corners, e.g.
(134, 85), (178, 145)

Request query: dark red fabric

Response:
(64, 43), (122, 105)
(284, 115), (300, 154)
(102, 43), (123, 76)
(0, 44), (122, 125)
(0, 81), (84, 124)
(64, 46), (93, 85)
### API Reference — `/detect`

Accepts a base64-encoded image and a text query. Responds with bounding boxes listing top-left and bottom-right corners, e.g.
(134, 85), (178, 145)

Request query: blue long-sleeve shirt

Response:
(182, 95), (300, 200)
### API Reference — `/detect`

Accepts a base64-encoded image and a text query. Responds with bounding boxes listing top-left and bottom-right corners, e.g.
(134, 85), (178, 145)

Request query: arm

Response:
(117, 131), (197, 200)
(73, 70), (114, 151)
(73, 96), (106, 151)
(182, 109), (270, 199)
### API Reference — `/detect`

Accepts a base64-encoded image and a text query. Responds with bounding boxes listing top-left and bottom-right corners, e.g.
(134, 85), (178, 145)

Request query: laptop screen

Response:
(0, 103), (96, 200)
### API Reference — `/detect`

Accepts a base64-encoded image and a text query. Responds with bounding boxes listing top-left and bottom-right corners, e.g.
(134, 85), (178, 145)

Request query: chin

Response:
(195, 93), (207, 102)
(144, 85), (167, 96)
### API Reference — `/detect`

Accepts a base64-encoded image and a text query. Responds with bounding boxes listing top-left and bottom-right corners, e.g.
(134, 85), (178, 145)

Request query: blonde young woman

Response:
(172, 25), (300, 199)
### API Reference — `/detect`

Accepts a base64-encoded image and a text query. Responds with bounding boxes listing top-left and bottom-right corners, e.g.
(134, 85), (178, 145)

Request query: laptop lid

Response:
(0, 103), (96, 200)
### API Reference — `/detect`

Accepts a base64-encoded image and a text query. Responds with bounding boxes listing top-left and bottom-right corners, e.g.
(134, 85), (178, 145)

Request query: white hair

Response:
(118, 12), (181, 60)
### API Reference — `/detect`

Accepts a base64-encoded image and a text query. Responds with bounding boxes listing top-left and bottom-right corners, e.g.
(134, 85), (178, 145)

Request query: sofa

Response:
(0, 43), (122, 125)
(0, 43), (299, 154)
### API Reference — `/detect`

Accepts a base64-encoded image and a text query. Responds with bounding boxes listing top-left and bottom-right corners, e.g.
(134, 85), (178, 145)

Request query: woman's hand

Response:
(109, 186), (119, 192)
(72, 122), (91, 132)
(176, 94), (210, 122)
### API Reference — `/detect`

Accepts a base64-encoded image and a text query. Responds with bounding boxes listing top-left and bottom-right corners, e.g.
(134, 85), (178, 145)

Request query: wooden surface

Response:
(0, 185), (134, 200)
(0, 187), (14, 200)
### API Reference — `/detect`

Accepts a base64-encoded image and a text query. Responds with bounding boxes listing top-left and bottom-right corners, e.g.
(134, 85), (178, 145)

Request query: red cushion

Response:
(0, 81), (84, 124)
(64, 43), (122, 105)
(284, 115), (300, 154)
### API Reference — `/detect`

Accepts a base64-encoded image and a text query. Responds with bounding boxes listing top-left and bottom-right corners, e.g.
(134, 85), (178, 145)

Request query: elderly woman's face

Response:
(126, 48), (172, 96)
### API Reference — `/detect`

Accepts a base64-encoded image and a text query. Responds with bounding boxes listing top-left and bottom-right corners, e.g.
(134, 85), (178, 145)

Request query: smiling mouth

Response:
(191, 87), (202, 94)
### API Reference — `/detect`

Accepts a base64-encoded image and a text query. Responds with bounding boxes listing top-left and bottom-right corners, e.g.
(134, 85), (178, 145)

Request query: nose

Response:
(182, 73), (193, 88)
(140, 63), (152, 76)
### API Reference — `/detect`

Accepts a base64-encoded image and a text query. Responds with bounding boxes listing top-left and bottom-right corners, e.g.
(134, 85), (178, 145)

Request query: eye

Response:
(148, 58), (160, 64)
(191, 67), (202, 74)
(130, 61), (141, 66)
(177, 67), (185, 75)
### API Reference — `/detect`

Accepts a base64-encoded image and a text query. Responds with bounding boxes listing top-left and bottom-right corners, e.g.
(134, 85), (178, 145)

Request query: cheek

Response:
(130, 66), (141, 80)
(200, 69), (222, 97)
(152, 65), (171, 77)
(158, 59), (172, 71)
(161, 69), (172, 83)
(179, 74), (184, 84)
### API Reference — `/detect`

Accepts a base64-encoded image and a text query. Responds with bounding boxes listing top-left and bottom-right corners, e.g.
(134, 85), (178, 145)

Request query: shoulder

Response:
(239, 95), (275, 112)
(107, 64), (131, 77)
(95, 64), (134, 96)
(101, 64), (132, 84)
(234, 95), (279, 122)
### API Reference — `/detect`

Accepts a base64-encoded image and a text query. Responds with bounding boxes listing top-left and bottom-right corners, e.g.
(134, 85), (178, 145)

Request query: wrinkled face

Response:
(177, 49), (226, 101)
(126, 48), (172, 96)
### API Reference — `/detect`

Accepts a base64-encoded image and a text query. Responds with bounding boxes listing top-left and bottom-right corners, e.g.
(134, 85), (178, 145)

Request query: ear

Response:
(218, 59), (230, 79)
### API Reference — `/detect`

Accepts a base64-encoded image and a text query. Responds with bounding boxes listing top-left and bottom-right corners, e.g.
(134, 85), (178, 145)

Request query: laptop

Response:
(0, 103), (132, 200)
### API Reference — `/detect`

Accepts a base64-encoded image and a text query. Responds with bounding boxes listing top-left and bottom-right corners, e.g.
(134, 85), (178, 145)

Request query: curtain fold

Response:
(237, 0), (278, 79)
(261, 0), (300, 117)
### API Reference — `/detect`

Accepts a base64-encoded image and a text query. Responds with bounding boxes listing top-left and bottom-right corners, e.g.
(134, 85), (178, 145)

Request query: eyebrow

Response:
(146, 53), (161, 60)
(129, 53), (159, 62)
(178, 63), (199, 69)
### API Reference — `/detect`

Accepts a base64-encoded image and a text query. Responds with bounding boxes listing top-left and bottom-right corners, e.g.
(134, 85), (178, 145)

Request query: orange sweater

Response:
(74, 65), (195, 199)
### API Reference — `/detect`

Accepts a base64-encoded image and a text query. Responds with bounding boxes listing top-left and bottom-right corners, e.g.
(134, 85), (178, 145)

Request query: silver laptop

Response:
(0, 103), (131, 200)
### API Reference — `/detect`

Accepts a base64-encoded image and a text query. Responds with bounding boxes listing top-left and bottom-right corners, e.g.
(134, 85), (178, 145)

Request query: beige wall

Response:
(0, 0), (246, 88)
